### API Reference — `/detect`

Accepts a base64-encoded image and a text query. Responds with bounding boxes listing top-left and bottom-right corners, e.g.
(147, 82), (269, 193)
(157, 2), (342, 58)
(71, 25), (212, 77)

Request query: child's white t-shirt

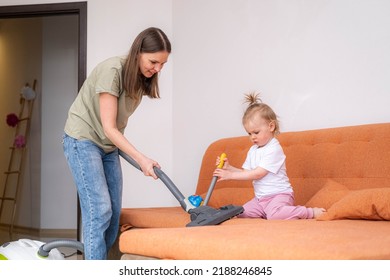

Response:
(242, 137), (293, 197)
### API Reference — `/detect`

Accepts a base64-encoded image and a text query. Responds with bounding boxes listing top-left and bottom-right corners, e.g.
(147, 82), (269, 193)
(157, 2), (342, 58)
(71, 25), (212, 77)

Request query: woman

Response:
(63, 27), (171, 260)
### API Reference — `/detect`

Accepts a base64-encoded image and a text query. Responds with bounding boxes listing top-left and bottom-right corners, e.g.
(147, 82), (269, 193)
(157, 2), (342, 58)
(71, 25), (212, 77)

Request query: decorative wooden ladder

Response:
(0, 80), (37, 239)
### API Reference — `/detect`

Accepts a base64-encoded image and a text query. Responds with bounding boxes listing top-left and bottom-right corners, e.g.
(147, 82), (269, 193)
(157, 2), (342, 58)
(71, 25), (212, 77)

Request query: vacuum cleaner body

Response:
(0, 239), (64, 260)
(0, 238), (84, 260)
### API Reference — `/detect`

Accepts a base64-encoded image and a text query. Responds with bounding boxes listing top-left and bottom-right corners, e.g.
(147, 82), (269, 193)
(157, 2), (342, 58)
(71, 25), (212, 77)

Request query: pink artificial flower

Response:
(14, 135), (26, 148)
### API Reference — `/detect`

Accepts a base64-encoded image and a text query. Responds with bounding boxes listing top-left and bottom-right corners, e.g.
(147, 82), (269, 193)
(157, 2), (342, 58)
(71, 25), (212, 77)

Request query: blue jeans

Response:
(63, 134), (122, 260)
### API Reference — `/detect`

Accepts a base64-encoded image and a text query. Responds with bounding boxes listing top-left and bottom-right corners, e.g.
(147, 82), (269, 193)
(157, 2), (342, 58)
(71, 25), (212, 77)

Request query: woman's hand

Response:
(138, 156), (161, 180)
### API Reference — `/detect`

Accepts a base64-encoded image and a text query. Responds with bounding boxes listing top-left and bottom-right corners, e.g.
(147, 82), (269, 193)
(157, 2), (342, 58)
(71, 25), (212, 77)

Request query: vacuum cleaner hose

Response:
(38, 239), (84, 258)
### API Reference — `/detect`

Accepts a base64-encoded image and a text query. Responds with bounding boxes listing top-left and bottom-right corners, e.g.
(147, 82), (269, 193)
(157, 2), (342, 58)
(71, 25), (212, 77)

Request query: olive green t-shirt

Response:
(64, 56), (142, 153)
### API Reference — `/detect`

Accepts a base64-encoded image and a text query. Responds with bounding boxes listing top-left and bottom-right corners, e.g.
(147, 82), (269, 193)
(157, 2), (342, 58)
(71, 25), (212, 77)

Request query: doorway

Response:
(0, 2), (86, 241)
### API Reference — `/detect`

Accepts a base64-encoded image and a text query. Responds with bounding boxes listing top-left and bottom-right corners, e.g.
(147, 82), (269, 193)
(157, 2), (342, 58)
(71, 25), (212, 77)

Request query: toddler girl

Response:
(213, 93), (325, 219)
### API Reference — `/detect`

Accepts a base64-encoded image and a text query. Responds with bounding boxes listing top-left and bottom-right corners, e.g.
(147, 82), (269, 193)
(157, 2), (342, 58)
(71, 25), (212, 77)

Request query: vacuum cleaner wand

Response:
(119, 150), (243, 227)
(203, 153), (227, 206)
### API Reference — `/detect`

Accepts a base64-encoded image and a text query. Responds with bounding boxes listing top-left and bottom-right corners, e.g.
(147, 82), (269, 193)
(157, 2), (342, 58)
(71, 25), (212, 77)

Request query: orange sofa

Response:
(118, 123), (390, 259)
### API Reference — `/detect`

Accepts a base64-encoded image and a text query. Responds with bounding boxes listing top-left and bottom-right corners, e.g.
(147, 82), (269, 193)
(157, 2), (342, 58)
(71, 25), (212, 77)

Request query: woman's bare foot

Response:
(313, 207), (326, 218)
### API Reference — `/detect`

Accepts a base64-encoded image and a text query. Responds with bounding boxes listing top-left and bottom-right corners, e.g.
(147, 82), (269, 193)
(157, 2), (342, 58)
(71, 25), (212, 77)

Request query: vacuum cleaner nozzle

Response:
(187, 204), (244, 227)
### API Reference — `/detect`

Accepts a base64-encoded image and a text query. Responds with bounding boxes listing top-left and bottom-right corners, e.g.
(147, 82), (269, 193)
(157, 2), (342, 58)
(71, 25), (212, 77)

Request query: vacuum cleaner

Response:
(119, 150), (243, 227)
(0, 151), (242, 260)
(0, 238), (84, 260)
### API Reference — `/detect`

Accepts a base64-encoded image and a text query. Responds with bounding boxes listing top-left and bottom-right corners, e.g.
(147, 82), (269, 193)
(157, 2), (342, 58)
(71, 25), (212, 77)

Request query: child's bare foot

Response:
(313, 207), (326, 218)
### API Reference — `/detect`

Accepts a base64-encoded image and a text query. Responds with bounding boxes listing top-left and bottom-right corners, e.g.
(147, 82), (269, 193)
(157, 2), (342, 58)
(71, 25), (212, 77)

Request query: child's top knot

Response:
(242, 91), (280, 135)
(244, 92), (262, 107)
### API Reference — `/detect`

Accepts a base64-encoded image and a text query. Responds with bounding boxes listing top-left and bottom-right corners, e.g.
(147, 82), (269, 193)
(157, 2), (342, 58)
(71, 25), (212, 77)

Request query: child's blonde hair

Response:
(242, 92), (280, 135)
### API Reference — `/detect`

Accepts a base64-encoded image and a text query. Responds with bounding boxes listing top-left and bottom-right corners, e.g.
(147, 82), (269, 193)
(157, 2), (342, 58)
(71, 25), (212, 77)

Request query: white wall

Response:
(1, 0), (390, 228)
(172, 0), (390, 198)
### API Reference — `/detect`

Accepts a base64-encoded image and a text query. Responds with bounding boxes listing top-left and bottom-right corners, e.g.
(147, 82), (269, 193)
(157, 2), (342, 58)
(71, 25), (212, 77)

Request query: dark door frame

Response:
(0, 1), (87, 90)
(0, 2), (87, 242)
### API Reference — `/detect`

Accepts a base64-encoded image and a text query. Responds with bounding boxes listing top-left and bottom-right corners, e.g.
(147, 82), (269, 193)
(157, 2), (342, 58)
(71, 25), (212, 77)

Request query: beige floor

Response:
(0, 228), (83, 260)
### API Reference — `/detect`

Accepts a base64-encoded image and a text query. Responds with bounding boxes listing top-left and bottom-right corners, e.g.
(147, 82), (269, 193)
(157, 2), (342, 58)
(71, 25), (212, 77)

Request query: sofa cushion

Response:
(119, 219), (390, 259)
(305, 179), (350, 209)
(201, 187), (253, 208)
(318, 188), (390, 221)
(120, 207), (190, 228)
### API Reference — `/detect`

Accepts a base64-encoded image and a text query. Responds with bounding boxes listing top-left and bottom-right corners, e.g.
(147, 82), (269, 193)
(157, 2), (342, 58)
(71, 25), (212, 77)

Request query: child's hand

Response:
(213, 168), (231, 181)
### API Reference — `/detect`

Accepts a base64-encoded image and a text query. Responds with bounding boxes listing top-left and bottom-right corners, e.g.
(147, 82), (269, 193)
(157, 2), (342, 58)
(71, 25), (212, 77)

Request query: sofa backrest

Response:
(195, 123), (390, 205)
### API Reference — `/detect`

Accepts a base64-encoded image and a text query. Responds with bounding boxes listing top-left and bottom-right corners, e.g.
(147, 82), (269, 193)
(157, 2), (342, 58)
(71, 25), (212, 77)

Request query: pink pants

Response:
(238, 192), (314, 220)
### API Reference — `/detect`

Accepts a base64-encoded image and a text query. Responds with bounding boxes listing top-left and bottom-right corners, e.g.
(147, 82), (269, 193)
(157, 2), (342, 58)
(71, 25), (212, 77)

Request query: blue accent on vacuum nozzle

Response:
(188, 195), (203, 207)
